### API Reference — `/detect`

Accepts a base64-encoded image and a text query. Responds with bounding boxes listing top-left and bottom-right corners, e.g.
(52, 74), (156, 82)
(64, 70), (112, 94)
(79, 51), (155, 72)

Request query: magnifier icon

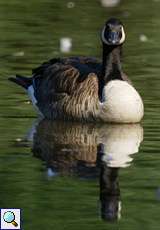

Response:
(3, 211), (18, 227)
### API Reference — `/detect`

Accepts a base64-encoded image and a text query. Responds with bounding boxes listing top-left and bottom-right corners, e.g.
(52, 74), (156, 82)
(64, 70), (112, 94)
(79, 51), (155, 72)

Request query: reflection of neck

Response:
(100, 165), (120, 195)
(100, 162), (120, 221)
(99, 44), (123, 99)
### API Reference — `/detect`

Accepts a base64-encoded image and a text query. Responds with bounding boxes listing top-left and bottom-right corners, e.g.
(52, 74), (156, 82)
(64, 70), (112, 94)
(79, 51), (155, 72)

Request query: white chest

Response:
(99, 80), (144, 123)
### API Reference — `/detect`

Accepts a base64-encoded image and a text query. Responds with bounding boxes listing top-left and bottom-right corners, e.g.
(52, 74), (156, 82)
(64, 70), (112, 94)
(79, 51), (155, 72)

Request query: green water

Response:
(0, 0), (160, 229)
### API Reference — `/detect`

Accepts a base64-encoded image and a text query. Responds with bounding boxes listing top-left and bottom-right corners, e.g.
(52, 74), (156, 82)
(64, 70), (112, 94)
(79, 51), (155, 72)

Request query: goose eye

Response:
(107, 23), (111, 28)
(105, 25), (110, 31)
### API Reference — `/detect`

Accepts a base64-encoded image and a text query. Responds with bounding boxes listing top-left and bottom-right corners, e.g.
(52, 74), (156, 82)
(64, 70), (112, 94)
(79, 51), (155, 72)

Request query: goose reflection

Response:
(32, 120), (143, 221)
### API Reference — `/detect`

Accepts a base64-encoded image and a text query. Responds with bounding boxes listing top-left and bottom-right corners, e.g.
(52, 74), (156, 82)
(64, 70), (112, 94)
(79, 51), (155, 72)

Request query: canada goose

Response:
(9, 18), (144, 123)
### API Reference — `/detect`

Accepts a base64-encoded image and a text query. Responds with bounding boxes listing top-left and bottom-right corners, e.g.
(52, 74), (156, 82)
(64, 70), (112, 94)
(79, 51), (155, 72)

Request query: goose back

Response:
(32, 57), (102, 121)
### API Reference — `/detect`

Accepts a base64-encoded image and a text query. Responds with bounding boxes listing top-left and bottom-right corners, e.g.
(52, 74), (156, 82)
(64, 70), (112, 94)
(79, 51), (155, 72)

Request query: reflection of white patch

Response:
(47, 168), (57, 178)
(99, 124), (143, 168)
(24, 118), (42, 142)
(102, 152), (133, 168)
(27, 85), (43, 117)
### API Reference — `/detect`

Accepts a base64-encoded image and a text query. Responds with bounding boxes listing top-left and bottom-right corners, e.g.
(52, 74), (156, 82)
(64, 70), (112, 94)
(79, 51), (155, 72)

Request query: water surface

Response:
(0, 0), (160, 229)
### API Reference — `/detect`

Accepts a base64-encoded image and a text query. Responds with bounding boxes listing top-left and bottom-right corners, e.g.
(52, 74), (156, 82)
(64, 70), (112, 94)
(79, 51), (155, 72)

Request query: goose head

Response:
(101, 18), (125, 45)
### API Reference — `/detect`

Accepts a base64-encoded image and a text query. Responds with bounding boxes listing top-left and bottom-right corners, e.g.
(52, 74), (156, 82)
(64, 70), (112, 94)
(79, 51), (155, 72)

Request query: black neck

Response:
(99, 44), (123, 100)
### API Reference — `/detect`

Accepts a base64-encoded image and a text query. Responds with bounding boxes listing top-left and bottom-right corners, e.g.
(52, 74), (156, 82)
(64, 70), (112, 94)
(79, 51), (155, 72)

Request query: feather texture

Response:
(32, 57), (102, 121)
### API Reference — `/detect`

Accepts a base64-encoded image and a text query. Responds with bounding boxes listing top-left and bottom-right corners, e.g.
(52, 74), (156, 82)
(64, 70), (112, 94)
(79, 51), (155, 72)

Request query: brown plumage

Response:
(32, 120), (99, 177)
(9, 56), (130, 121)
(33, 57), (102, 121)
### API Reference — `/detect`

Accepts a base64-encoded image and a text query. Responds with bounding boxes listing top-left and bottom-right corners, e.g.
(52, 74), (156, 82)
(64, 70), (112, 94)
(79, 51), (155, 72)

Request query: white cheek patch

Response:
(101, 26), (125, 45)
(119, 27), (125, 44)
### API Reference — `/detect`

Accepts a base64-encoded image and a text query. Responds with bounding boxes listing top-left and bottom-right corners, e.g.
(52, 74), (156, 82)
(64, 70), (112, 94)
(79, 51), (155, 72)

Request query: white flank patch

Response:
(27, 85), (43, 117)
(28, 85), (37, 105)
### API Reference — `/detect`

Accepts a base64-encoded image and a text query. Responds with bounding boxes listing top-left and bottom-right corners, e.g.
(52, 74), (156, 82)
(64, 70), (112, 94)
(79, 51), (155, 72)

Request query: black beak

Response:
(108, 31), (120, 44)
